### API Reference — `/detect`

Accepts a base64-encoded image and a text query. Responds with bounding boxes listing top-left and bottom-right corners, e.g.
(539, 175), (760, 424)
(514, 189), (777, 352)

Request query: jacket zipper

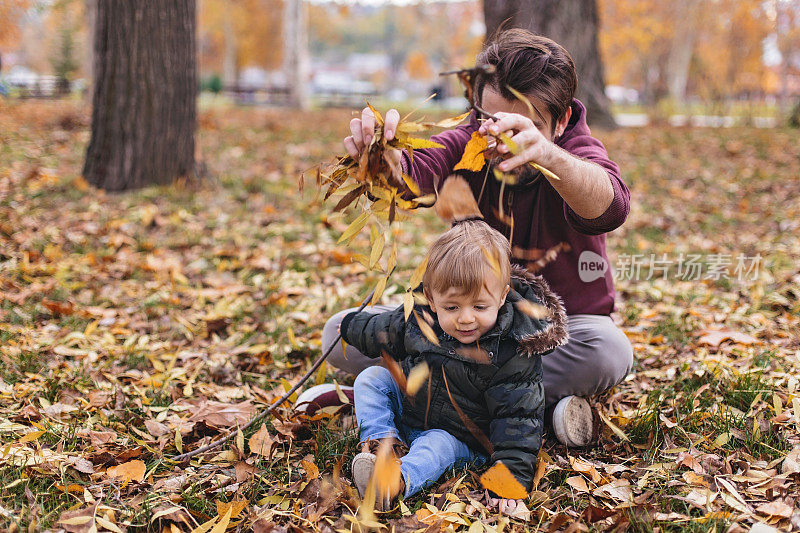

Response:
(506, 189), (515, 241)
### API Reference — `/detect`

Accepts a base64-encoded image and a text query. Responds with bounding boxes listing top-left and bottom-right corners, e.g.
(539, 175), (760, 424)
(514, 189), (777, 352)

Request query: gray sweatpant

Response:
(321, 306), (633, 407)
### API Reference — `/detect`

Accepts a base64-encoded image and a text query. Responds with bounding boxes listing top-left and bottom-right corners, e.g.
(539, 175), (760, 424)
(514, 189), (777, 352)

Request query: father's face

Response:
(480, 87), (557, 141)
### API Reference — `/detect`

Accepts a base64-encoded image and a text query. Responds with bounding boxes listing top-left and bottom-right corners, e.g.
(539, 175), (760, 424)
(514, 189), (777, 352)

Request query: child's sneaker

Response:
(351, 438), (407, 511)
(352, 441), (378, 499)
(551, 395), (596, 447)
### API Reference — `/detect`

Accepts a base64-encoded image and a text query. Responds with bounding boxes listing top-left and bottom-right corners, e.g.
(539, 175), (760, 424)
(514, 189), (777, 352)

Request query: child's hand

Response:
(484, 491), (523, 516)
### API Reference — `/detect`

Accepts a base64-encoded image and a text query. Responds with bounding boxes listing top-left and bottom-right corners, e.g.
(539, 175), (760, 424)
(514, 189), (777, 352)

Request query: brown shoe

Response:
(352, 437), (407, 511)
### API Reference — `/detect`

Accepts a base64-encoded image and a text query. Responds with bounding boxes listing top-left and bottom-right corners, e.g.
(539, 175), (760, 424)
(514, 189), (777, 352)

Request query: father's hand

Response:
(343, 107), (401, 158)
(478, 112), (556, 173)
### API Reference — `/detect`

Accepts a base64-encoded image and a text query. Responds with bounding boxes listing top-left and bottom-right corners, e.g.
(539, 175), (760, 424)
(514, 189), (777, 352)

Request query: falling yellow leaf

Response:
(515, 299), (551, 320)
(406, 362), (430, 396)
(455, 345), (491, 364)
(403, 291), (414, 321)
(413, 310), (439, 345)
(106, 460), (146, 483)
(480, 246), (502, 280)
(249, 424), (274, 457)
(530, 162), (561, 181)
(373, 439), (403, 506)
(506, 86), (537, 121)
(433, 176), (482, 223)
(492, 167), (518, 185)
(479, 462), (528, 499)
(381, 351), (408, 393)
(412, 194), (436, 206)
(409, 255), (428, 290)
(454, 132), (487, 171)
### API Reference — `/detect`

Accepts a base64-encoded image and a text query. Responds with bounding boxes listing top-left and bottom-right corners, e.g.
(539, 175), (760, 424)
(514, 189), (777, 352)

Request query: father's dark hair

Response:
(476, 29), (577, 131)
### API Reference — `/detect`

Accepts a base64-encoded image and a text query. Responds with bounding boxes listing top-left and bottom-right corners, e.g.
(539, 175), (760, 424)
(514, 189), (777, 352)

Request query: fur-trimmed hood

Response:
(507, 264), (569, 356)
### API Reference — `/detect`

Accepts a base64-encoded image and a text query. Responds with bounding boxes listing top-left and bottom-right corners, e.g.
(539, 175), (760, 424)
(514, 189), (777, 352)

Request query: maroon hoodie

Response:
(400, 99), (629, 316)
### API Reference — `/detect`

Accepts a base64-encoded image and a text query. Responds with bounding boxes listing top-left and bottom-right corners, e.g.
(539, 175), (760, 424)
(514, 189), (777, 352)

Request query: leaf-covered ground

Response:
(1, 99), (799, 532)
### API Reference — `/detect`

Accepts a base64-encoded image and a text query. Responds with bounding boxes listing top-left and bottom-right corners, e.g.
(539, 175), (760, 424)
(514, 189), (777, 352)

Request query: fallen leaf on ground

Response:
(697, 328), (759, 347)
(249, 424), (275, 457)
(106, 459), (145, 483)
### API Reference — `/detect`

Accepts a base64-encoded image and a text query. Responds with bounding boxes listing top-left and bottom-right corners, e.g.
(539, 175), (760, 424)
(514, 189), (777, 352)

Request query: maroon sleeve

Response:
(559, 134), (630, 236)
(400, 111), (479, 194)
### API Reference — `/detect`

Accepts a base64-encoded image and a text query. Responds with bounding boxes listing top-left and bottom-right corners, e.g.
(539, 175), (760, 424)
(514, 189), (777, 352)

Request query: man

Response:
(301, 29), (633, 448)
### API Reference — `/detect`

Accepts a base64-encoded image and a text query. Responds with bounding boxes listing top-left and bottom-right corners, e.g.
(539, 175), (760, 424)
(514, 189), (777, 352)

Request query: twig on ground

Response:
(171, 288), (378, 462)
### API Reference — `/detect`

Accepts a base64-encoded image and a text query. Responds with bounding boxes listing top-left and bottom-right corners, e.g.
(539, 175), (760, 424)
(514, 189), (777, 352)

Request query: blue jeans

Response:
(353, 366), (488, 498)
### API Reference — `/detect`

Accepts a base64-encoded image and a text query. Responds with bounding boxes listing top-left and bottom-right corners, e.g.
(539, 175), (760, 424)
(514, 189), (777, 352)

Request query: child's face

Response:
(426, 275), (510, 345)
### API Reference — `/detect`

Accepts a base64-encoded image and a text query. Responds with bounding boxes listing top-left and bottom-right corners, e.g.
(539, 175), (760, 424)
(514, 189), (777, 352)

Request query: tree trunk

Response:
(83, 0), (96, 104)
(282, 0), (309, 109)
(483, 0), (616, 129)
(83, 0), (197, 191)
(665, 0), (700, 103)
(222, 7), (238, 87)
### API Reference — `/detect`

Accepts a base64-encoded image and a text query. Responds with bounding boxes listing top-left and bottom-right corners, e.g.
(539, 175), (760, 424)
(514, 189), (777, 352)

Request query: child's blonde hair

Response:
(422, 220), (511, 297)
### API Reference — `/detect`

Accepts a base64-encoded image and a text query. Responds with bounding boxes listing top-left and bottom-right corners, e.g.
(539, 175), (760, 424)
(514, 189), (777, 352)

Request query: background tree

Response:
(50, 20), (79, 92)
(600, 0), (772, 116)
(199, 0), (283, 87)
(773, 0), (800, 117)
(282, 0), (309, 109)
(0, 0), (31, 72)
(600, 0), (674, 106)
(483, 0), (616, 128)
(83, 0), (197, 191)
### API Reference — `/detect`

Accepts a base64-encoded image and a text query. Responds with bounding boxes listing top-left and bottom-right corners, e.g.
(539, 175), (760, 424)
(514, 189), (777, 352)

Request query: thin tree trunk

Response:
(282, 0), (309, 109)
(483, 0), (616, 129)
(665, 0), (700, 103)
(222, 7), (238, 87)
(84, 0), (95, 94)
(83, 0), (197, 191)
